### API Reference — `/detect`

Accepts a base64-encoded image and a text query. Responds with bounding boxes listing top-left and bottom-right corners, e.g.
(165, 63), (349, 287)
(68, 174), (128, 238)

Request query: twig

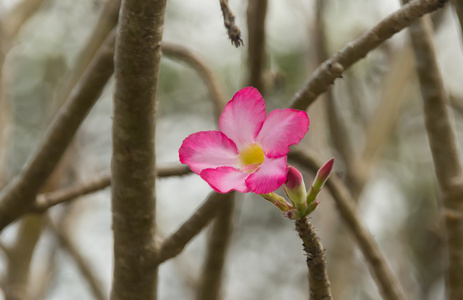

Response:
(219, 0), (244, 47)
(406, 13), (463, 300)
(289, 0), (448, 110)
(47, 216), (106, 300)
(295, 216), (332, 300)
(110, 0), (167, 298)
(0, 31), (116, 232)
(288, 149), (408, 300)
(196, 193), (234, 300)
(162, 43), (227, 119)
(156, 192), (230, 264)
(34, 164), (191, 212)
(246, 0), (268, 92)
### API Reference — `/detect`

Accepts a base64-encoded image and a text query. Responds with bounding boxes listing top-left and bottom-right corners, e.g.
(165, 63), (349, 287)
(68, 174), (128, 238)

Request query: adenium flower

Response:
(179, 87), (309, 194)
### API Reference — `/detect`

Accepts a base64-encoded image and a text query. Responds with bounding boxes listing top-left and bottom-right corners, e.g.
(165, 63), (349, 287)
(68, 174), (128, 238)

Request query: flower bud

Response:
(307, 158), (334, 205)
(283, 165), (307, 206)
(313, 158), (334, 191)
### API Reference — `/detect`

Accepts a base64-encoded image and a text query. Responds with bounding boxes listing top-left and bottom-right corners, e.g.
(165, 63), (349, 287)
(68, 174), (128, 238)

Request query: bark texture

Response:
(407, 15), (463, 300)
(295, 216), (332, 300)
(246, 0), (268, 92)
(110, 0), (167, 298)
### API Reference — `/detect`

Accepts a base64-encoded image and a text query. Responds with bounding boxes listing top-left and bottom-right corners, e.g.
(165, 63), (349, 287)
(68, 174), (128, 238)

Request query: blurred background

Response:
(0, 0), (463, 299)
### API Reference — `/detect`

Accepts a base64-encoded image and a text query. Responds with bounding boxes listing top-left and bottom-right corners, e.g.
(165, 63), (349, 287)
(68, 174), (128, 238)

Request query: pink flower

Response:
(179, 87), (309, 194)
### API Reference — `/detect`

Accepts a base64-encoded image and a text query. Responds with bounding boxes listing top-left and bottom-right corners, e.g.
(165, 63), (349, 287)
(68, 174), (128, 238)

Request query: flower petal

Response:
(179, 131), (239, 174)
(245, 156), (287, 194)
(256, 109), (309, 158)
(201, 167), (250, 193)
(219, 87), (266, 150)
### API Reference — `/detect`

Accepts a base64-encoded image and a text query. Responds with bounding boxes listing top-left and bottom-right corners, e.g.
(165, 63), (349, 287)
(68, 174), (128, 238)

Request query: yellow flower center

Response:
(239, 144), (265, 171)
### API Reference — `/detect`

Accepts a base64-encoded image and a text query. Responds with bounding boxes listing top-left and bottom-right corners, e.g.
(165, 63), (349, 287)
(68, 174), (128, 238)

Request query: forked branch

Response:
(289, 0), (448, 110)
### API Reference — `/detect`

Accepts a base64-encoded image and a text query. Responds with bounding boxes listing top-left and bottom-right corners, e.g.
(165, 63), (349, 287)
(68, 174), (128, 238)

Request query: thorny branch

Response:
(289, 0), (448, 110)
(219, 0), (244, 47)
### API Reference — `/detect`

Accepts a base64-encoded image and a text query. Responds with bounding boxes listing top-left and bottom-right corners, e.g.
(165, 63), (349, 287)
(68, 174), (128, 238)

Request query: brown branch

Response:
(313, 0), (355, 178)
(34, 164), (191, 212)
(289, 149), (407, 300)
(449, 94), (463, 115)
(295, 216), (332, 300)
(453, 0), (463, 46)
(1, 0), (47, 39)
(162, 43), (227, 119)
(53, 0), (121, 108)
(289, 0), (448, 110)
(196, 193), (234, 300)
(357, 45), (414, 196)
(405, 13), (463, 300)
(219, 0), (243, 47)
(35, 175), (110, 212)
(110, 0), (167, 298)
(156, 192), (230, 264)
(3, 215), (44, 300)
(0, 31), (116, 232)
(246, 0), (268, 92)
(47, 216), (106, 300)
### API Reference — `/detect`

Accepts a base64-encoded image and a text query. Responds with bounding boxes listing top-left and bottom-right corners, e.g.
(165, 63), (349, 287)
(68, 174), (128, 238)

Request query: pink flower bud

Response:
(317, 158), (334, 181)
(285, 165), (304, 189)
(307, 158), (334, 205)
(283, 165), (307, 206)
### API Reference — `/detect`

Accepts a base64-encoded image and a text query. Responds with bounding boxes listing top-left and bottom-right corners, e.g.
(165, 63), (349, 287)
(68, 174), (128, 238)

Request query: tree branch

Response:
(288, 149), (407, 300)
(406, 13), (463, 300)
(3, 215), (44, 300)
(1, 0), (47, 39)
(453, 0), (463, 46)
(295, 216), (332, 300)
(219, 0), (243, 47)
(0, 31), (116, 232)
(47, 216), (106, 300)
(110, 0), (167, 298)
(289, 0), (448, 110)
(162, 43), (227, 119)
(246, 0), (268, 92)
(156, 192), (230, 264)
(196, 193), (234, 300)
(53, 0), (121, 108)
(34, 164), (191, 213)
